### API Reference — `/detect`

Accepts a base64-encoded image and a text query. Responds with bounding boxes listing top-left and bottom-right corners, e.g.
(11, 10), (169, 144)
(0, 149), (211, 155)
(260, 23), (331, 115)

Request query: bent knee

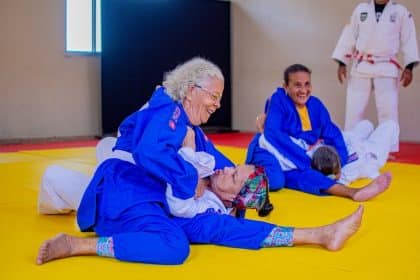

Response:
(167, 242), (190, 265)
(166, 232), (190, 264)
(41, 165), (64, 191)
(151, 236), (190, 265)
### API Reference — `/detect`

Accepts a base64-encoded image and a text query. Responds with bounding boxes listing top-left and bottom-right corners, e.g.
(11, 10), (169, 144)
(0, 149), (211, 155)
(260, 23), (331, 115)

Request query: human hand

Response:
(182, 127), (196, 150)
(194, 178), (209, 199)
(337, 65), (347, 84)
(400, 69), (413, 87)
(256, 113), (266, 133)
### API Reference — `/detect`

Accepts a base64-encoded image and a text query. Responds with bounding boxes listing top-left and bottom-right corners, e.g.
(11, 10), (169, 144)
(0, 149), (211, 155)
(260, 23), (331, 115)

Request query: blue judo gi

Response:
(77, 88), (275, 264)
(246, 88), (348, 195)
(115, 87), (234, 199)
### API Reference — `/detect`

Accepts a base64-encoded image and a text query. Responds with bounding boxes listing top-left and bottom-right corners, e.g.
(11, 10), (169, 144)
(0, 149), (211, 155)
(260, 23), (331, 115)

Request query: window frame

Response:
(65, 0), (101, 55)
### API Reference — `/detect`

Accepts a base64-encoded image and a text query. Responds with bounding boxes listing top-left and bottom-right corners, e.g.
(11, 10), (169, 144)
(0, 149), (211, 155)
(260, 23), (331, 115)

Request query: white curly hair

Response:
(162, 57), (224, 101)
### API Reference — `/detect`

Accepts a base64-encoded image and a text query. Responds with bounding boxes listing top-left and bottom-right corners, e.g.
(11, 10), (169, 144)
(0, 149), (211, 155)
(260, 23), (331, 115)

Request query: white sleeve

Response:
(178, 147), (215, 178)
(166, 147), (219, 218)
(332, 7), (358, 64)
(166, 185), (227, 218)
(96, 137), (117, 164)
(400, 8), (419, 67)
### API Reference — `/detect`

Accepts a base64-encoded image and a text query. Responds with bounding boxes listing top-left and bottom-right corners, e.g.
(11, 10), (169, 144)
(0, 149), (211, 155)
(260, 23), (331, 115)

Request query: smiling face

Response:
(182, 75), (224, 126)
(284, 71), (312, 108)
(209, 164), (255, 202)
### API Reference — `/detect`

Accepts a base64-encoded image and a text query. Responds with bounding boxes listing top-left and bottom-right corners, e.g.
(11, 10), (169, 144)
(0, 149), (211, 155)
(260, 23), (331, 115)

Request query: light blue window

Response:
(66, 0), (101, 54)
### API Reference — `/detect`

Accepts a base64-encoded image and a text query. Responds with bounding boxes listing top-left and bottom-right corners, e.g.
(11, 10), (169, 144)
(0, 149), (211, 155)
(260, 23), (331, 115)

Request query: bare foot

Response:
(352, 172), (392, 202)
(321, 205), (364, 251)
(36, 234), (74, 265)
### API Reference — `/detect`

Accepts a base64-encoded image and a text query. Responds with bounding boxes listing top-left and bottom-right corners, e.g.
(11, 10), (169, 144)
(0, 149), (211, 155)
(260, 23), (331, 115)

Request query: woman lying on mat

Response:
(37, 156), (364, 265)
(311, 120), (399, 185)
(39, 134), (272, 218)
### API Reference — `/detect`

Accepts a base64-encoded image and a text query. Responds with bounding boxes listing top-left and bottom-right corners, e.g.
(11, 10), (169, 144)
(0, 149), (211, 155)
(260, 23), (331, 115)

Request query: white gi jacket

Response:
(338, 120), (399, 185)
(332, 0), (419, 78)
(166, 147), (232, 218)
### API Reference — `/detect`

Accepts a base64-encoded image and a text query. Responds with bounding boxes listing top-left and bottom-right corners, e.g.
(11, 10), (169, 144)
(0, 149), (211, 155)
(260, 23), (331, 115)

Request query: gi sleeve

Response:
(331, 6), (359, 65)
(165, 186), (226, 218)
(178, 147), (215, 178)
(318, 103), (349, 167)
(400, 9), (419, 67)
(132, 106), (198, 200)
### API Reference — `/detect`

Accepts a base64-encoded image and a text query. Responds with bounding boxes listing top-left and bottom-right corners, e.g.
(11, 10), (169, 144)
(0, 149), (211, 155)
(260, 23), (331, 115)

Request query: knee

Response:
(359, 119), (374, 131)
(38, 165), (69, 214)
(171, 242), (190, 265)
(41, 165), (62, 192)
(162, 234), (190, 265)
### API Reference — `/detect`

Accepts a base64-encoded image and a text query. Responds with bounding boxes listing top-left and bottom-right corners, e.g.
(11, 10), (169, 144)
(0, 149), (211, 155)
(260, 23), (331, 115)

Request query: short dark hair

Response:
(283, 64), (311, 85)
(311, 146), (341, 177)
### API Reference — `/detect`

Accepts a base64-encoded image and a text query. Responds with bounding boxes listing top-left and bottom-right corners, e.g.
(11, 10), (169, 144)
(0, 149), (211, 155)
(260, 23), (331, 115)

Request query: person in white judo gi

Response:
(332, 0), (419, 151)
(311, 120), (399, 185)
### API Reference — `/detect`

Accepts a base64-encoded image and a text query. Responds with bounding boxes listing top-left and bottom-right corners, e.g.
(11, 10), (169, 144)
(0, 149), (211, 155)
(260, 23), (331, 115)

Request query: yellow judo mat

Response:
(0, 145), (419, 280)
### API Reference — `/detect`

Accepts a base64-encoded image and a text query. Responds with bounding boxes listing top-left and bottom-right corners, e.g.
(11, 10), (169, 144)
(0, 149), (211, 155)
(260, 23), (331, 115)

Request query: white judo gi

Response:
(338, 120), (399, 185)
(272, 120), (399, 185)
(38, 137), (232, 217)
(332, 0), (419, 151)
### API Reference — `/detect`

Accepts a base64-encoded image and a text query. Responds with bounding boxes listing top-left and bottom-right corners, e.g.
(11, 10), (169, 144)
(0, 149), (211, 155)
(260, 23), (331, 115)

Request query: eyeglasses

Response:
(194, 84), (222, 103)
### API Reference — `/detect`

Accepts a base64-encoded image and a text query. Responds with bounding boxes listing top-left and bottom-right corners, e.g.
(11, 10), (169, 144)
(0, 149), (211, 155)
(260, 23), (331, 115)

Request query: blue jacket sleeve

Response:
(317, 101), (349, 167)
(132, 105), (198, 200)
(263, 91), (311, 170)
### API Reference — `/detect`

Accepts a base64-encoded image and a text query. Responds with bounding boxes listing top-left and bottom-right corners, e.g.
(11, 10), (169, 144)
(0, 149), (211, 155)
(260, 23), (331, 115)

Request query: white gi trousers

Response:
(345, 75), (399, 151)
(339, 120), (399, 185)
(38, 137), (117, 214)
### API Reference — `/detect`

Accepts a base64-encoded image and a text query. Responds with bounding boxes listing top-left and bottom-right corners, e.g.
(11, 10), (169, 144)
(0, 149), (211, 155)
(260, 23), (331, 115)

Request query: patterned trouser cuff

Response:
(261, 226), (294, 247)
(96, 237), (115, 257)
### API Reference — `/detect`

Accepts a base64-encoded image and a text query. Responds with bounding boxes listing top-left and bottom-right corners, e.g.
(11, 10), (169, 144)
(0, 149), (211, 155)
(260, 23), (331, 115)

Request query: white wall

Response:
(231, 0), (420, 142)
(0, 0), (101, 140)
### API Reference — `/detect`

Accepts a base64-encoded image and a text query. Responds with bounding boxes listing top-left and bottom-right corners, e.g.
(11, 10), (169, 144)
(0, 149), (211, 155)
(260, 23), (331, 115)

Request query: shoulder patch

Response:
(172, 106), (181, 121)
(390, 12), (397, 22)
(168, 120), (176, 130)
(360, 12), (368, 22)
